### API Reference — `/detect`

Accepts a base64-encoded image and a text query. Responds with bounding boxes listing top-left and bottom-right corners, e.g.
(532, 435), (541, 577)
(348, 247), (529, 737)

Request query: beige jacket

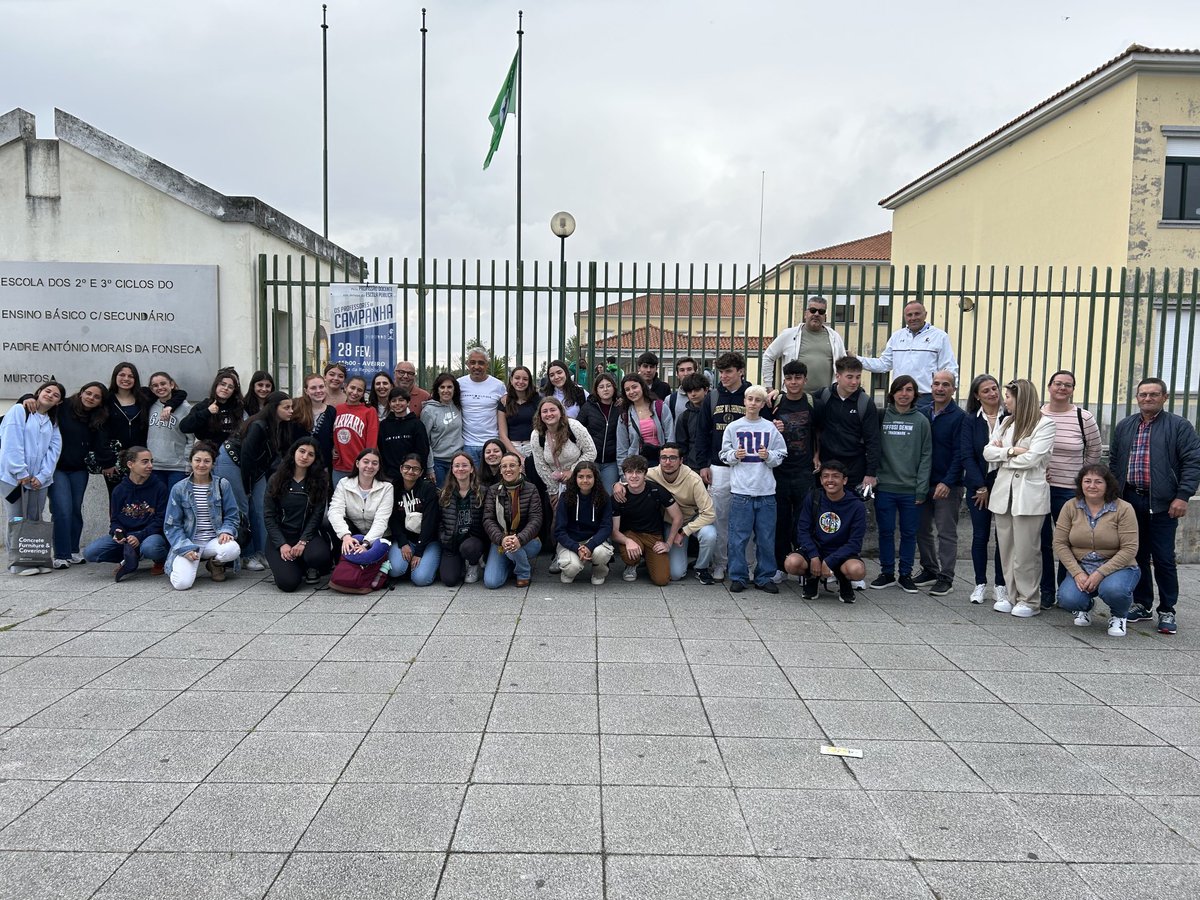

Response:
(983, 416), (1056, 516)
(647, 465), (716, 535)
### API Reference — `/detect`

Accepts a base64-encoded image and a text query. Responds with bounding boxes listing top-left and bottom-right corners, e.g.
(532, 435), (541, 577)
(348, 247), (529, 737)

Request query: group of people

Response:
(2, 301), (1196, 633)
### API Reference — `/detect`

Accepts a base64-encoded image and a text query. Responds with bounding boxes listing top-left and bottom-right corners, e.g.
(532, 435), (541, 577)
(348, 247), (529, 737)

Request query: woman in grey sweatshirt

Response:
(421, 374), (464, 487)
(146, 371), (193, 496)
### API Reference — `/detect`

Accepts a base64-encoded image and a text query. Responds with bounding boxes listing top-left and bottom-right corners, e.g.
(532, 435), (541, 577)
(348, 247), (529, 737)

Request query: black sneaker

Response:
(912, 568), (939, 587)
(898, 575), (919, 593)
(869, 573), (896, 590)
(839, 583), (856, 604)
(1127, 605), (1153, 623)
(730, 581), (747, 593)
(929, 577), (954, 596)
(802, 577), (819, 600)
(695, 568), (715, 585)
(1040, 591), (1057, 610)
(756, 581), (779, 594)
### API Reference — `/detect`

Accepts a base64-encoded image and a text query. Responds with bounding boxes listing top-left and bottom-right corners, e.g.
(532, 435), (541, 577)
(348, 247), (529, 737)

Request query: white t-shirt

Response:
(457, 374), (507, 445)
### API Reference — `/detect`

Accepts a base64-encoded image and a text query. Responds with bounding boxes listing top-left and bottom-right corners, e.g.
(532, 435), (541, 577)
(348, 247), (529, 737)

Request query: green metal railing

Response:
(258, 255), (1199, 438)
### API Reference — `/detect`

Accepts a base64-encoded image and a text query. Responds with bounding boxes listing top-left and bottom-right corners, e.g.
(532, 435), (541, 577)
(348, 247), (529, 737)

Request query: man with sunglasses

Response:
(761, 296), (847, 396)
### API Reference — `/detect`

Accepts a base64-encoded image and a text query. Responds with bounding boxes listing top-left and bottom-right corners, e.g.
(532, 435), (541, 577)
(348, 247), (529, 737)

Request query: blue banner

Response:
(328, 283), (397, 378)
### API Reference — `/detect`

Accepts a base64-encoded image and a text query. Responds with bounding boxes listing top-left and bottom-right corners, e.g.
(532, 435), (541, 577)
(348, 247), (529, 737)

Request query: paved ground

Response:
(0, 562), (1198, 900)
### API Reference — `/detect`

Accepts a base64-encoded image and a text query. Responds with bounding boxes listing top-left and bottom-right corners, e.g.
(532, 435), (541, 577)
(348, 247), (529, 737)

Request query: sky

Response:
(3, 0), (1195, 272)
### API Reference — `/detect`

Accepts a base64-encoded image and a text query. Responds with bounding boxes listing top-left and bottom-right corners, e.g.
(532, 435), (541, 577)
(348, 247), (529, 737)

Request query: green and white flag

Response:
(483, 50), (519, 170)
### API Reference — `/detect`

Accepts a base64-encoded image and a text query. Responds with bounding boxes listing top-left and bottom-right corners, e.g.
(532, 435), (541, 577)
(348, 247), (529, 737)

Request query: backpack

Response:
(814, 385), (870, 418)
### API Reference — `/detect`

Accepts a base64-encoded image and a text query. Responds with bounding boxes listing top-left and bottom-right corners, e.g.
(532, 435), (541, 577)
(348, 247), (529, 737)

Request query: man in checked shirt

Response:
(1109, 377), (1200, 635)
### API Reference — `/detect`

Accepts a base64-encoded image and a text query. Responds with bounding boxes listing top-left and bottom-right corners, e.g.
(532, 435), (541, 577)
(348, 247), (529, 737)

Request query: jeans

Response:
(1055, 566), (1140, 619)
(331, 469), (349, 487)
(432, 458), (452, 488)
(667, 523), (717, 580)
(83, 533), (168, 564)
(464, 445), (484, 468)
(727, 493), (777, 586)
(249, 476), (268, 558)
(213, 447), (249, 537)
(388, 540), (442, 586)
(1124, 486), (1180, 615)
(709, 466), (733, 571)
(170, 537), (242, 590)
(49, 470), (90, 559)
(154, 470), (187, 496)
(875, 490), (920, 577)
(598, 462), (620, 494)
(483, 537), (542, 588)
(967, 498), (1006, 586)
(1039, 485), (1076, 598)
(918, 486), (963, 577)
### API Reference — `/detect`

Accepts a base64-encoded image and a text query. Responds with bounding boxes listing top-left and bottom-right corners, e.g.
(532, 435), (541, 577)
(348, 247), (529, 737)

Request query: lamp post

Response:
(550, 211), (575, 363)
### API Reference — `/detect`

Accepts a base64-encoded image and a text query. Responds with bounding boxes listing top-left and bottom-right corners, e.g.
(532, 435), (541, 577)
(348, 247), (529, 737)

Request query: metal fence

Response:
(258, 255), (1199, 438)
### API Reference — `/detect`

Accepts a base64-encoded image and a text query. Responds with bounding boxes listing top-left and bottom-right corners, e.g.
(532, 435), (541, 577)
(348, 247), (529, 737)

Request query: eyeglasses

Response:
(396, 370), (416, 377)
(807, 307), (826, 315)
(1050, 381), (1074, 389)
(400, 465), (423, 473)
(659, 454), (681, 461)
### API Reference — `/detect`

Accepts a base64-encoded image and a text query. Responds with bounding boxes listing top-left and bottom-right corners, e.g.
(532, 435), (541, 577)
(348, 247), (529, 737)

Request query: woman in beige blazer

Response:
(983, 379), (1056, 619)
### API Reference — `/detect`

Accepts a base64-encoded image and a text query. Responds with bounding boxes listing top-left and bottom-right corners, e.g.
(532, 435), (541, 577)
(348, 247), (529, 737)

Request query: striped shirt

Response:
(1040, 405), (1102, 488)
(191, 483), (216, 544)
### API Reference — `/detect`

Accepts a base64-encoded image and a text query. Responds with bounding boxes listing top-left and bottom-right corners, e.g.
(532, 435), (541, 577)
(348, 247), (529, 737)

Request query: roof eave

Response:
(879, 51), (1200, 210)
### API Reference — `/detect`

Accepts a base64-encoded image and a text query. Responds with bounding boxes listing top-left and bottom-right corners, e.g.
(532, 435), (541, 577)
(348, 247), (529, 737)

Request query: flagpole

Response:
(418, 7), (428, 380)
(321, 3), (329, 239)
(515, 9), (524, 362)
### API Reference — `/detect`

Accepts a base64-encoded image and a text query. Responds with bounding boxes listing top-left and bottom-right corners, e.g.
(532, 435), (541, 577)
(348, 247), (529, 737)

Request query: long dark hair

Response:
(267, 437), (329, 503)
(479, 437), (506, 487)
(240, 390), (292, 453)
(108, 361), (151, 410)
(505, 365), (536, 418)
(967, 374), (1000, 416)
(68, 382), (110, 429)
(430, 372), (461, 409)
(562, 459), (607, 512)
(367, 370), (394, 410)
(205, 367), (246, 419)
(543, 359), (586, 408)
(886, 375), (919, 409)
(244, 370), (276, 417)
(590, 372), (618, 407)
(619, 374), (650, 411)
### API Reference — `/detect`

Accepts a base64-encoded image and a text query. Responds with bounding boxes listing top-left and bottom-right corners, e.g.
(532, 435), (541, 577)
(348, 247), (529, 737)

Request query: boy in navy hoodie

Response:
(673, 372), (711, 473)
(784, 461), (867, 603)
(83, 446), (168, 581)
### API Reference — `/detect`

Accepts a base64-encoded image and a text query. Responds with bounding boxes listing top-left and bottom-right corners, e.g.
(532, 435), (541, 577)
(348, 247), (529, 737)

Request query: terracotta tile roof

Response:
(595, 323), (771, 354)
(880, 45), (1200, 208)
(785, 231), (892, 262)
(578, 292), (748, 323)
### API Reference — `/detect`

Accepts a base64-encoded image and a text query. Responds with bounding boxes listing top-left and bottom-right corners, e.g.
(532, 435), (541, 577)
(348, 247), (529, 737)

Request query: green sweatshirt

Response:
(876, 406), (932, 498)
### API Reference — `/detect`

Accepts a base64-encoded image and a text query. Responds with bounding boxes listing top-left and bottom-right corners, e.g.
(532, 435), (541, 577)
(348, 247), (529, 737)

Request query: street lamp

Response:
(550, 211), (576, 363)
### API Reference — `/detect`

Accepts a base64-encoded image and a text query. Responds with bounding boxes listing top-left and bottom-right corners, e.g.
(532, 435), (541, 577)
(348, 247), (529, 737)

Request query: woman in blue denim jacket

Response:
(164, 441), (241, 590)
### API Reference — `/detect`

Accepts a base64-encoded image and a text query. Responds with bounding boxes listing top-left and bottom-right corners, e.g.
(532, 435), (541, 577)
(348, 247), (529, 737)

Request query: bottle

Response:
(370, 560), (392, 590)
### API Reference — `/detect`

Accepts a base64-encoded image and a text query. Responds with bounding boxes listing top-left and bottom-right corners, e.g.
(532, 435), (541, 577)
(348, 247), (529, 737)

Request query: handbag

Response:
(7, 489), (53, 569)
(404, 510), (424, 533)
(330, 556), (385, 594)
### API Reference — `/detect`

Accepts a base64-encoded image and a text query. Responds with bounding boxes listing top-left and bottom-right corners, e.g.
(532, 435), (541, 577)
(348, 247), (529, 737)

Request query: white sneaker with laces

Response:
(771, 569), (786, 584)
(70, 553), (86, 564)
(994, 585), (1010, 606)
(244, 557), (266, 572)
(1073, 610), (1092, 627)
(970, 584), (986, 605)
(1011, 602), (1039, 618)
(993, 597), (1014, 613)
(1107, 616), (1127, 637)
(52, 558), (71, 570)
(711, 566), (725, 582)
(623, 565), (638, 582)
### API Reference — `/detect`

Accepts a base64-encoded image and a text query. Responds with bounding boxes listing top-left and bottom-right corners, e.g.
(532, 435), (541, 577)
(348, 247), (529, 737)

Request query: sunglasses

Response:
(807, 307), (826, 315)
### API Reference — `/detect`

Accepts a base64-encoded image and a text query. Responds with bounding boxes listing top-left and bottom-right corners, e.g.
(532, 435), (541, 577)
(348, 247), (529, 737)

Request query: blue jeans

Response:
(432, 459), (452, 488)
(483, 537), (541, 588)
(667, 522), (717, 580)
(83, 533), (168, 564)
(598, 462), (620, 494)
(1124, 486), (1180, 615)
(249, 476), (267, 557)
(876, 490), (920, 577)
(464, 445), (484, 468)
(727, 494), (777, 586)
(1056, 566), (1140, 618)
(49, 470), (90, 558)
(967, 497), (1006, 586)
(213, 447), (249, 536)
(388, 540), (442, 587)
(1039, 486), (1076, 597)
(154, 470), (187, 496)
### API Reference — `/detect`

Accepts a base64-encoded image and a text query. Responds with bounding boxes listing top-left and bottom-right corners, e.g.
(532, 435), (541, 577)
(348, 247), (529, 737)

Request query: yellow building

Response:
(880, 44), (1200, 402)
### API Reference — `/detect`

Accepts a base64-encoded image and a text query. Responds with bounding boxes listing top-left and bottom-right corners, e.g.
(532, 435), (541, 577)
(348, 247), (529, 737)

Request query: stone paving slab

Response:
(0, 562), (1197, 897)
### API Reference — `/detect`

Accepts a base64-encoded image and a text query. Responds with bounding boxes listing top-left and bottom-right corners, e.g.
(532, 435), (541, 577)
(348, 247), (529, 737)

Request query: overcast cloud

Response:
(2, 0), (1191, 270)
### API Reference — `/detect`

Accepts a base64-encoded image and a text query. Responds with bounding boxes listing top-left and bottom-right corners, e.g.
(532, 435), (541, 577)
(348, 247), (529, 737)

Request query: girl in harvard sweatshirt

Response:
(331, 376), (378, 483)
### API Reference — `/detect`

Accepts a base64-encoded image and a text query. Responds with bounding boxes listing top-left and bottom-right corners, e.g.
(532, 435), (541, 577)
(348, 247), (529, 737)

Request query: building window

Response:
(1163, 158), (1200, 221)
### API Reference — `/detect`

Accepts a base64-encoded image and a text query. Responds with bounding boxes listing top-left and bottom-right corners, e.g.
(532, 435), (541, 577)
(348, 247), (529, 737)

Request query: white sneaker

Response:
(9, 565), (38, 576)
(1011, 602), (1039, 618)
(1074, 610), (1092, 627)
(464, 564), (481, 584)
(548, 560), (562, 574)
(970, 584), (986, 605)
(591, 572), (607, 586)
(69, 553), (86, 564)
(851, 579), (866, 590)
(711, 566), (725, 582)
(52, 558), (71, 570)
(771, 569), (786, 585)
(623, 565), (638, 582)
(35, 567), (53, 575)
(993, 597), (1014, 613)
(559, 572), (574, 584)
(244, 556), (266, 572)
(994, 585), (1010, 606)
(1107, 617), (1127, 637)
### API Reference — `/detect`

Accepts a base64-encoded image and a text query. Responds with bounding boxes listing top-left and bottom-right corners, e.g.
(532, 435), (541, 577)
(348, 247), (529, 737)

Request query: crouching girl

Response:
(163, 442), (241, 590)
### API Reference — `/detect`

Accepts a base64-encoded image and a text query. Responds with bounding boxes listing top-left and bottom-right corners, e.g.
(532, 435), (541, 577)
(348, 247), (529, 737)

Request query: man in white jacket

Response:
(761, 296), (847, 395)
(855, 301), (958, 410)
